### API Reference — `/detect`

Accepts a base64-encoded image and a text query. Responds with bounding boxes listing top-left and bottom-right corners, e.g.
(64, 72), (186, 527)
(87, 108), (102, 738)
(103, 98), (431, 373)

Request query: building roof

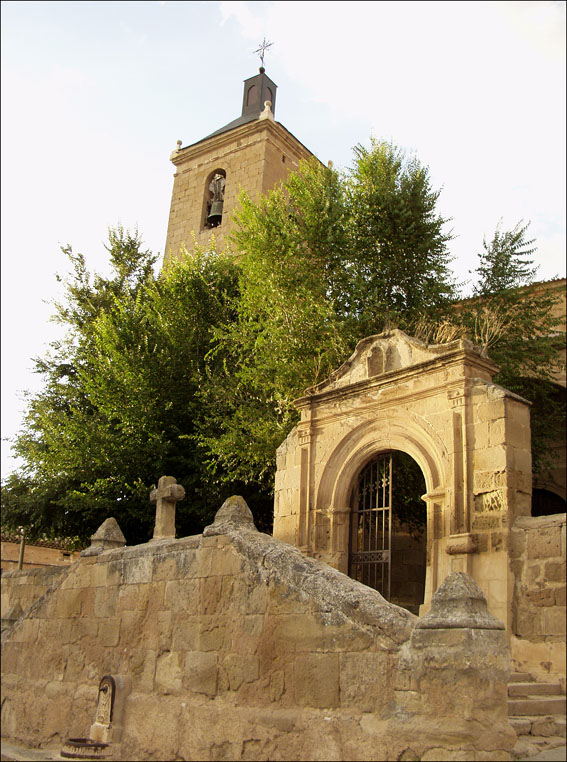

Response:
(1, 531), (81, 551)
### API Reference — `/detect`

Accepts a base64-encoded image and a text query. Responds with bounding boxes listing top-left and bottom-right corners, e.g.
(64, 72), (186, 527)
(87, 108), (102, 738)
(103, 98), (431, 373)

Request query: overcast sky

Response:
(1, 0), (565, 479)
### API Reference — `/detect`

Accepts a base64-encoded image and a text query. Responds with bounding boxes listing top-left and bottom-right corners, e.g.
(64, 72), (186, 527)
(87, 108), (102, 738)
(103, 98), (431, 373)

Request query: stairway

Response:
(508, 671), (566, 760)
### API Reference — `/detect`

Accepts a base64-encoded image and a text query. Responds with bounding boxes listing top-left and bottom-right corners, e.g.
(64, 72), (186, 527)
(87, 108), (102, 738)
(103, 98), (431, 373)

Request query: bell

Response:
(207, 200), (223, 226)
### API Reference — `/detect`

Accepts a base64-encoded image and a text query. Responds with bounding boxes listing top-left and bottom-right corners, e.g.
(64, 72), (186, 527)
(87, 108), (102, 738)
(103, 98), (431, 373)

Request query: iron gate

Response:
(348, 453), (392, 599)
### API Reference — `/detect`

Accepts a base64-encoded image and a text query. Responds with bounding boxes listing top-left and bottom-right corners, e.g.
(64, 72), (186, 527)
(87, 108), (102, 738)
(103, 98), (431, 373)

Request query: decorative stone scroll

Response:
(445, 532), (477, 555)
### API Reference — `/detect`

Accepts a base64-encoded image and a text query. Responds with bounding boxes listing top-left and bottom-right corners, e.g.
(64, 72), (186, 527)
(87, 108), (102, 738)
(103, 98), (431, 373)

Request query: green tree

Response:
(458, 221), (565, 475)
(200, 141), (457, 489)
(346, 140), (456, 333)
(198, 158), (350, 491)
(1, 230), (258, 544)
(473, 220), (538, 295)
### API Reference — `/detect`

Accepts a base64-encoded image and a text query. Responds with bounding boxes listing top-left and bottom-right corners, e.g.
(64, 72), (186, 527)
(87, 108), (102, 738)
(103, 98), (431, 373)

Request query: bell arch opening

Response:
(202, 168), (226, 230)
(348, 450), (427, 614)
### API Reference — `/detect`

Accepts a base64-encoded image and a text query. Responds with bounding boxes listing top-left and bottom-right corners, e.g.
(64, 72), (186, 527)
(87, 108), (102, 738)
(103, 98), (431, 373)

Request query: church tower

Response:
(163, 68), (315, 264)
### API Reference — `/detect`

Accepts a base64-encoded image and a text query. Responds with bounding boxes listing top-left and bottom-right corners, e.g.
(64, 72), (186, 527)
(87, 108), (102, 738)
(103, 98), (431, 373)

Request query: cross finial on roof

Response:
(254, 37), (273, 69)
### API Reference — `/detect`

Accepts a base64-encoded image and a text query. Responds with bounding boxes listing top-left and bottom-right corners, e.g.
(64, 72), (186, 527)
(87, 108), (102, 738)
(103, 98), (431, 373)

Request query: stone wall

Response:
(1, 566), (68, 622)
(509, 513), (566, 681)
(1, 500), (515, 761)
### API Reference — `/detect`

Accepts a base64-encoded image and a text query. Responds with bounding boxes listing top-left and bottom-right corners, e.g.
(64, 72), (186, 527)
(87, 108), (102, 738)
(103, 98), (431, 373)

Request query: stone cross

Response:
(150, 476), (185, 540)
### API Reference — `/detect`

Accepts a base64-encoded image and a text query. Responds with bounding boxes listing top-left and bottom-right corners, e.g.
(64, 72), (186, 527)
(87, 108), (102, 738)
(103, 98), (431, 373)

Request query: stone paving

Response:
(2, 739), (566, 761)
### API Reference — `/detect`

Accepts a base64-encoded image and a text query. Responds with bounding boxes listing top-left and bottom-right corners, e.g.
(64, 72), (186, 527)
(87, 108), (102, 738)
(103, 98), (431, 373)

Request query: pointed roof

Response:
(203, 67), (277, 141)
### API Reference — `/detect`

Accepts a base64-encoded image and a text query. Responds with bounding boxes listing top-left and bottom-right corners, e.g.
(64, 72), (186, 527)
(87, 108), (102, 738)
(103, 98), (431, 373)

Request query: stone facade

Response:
(1, 566), (67, 629)
(274, 330), (533, 630)
(1, 500), (515, 761)
(163, 112), (313, 263)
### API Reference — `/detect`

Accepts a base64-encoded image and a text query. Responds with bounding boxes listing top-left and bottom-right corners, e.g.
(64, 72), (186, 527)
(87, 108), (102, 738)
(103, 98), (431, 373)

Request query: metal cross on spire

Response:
(254, 38), (274, 68)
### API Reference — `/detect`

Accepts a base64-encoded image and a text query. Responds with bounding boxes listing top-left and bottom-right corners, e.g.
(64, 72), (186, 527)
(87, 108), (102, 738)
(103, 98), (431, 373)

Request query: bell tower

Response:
(163, 68), (315, 264)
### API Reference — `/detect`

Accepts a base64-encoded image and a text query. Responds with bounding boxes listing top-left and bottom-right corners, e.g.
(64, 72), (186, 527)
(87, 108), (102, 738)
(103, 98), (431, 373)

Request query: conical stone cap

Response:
(203, 496), (257, 536)
(80, 517), (126, 556)
(415, 571), (505, 630)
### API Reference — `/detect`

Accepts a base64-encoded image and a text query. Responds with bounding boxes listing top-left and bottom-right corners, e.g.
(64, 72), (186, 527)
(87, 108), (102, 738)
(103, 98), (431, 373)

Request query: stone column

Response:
(395, 572), (516, 760)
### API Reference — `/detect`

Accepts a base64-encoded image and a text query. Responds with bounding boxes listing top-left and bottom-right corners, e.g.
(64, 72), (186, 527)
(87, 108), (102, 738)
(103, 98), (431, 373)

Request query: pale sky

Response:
(1, 0), (565, 478)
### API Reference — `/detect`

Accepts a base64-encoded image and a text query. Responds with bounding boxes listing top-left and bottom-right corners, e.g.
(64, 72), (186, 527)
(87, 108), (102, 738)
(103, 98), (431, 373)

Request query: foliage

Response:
(0, 230), (263, 544)
(392, 452), (427, 535)
(472, 220), (538, 296)
(197, 159), (351, 489)
(198, 142), (457, 488)
(346, 140), (456, 332)
(456, 221), (565, 475)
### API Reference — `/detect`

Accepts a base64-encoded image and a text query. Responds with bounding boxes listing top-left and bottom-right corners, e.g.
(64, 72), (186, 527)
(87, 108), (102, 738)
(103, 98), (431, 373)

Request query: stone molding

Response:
(171, 118), (315, 171)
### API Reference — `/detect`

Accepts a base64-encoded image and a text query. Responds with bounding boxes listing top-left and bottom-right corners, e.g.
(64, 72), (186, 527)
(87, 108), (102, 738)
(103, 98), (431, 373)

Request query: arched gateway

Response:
(273, 330), (533, 627)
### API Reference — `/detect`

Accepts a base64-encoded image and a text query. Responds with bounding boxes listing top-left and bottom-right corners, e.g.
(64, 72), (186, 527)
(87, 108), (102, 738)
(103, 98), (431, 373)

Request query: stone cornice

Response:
(170, 119), (315, 168)
(294, 346), (500, 411)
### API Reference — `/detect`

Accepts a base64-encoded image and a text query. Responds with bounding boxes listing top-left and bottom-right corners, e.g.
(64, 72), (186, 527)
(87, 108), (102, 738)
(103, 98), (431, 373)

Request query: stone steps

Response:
(511, 734), (566, 761)
(508, 671), (566, 759)
(509, 672), (534, 683)
(509, 681), (563, 697)
(508, 695), (566, 716)
(510, 716), (566, 738)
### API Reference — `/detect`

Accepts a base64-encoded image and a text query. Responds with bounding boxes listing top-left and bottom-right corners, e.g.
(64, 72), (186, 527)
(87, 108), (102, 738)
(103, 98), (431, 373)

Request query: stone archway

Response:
(274, 330), (533, 625)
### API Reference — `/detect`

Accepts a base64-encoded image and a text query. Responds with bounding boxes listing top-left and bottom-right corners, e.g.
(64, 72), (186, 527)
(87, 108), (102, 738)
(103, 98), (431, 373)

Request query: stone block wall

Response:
(2, 502), (515, 761)
(1, 566), (68, 620)
(164, 119), (313, 262)
(509, 513), (566, 680)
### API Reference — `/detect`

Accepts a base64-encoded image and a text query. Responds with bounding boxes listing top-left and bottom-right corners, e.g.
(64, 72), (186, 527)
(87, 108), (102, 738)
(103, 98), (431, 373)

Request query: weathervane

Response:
(254, 38), (273, 69)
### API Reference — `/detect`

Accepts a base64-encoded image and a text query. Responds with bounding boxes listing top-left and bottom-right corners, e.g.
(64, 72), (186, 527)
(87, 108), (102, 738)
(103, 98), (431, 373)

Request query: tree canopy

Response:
(455, 221), (565, 474)
(1, 229), (265, 544)
(199, 142), (458, 488)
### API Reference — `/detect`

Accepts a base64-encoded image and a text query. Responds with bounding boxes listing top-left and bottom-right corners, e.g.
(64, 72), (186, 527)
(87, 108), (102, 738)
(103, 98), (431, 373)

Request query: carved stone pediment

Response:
(304, 329), (489, 396)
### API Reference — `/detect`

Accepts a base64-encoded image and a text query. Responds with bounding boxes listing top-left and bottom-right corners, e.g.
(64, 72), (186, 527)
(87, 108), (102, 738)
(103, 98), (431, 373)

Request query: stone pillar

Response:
(421, 488), (445, 615)
(395, 572), (516, 759)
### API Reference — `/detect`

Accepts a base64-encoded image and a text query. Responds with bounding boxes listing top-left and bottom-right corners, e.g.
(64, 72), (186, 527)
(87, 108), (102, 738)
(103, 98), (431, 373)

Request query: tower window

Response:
(204, 169), (226, 229)
(247, 85), (258, 106)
